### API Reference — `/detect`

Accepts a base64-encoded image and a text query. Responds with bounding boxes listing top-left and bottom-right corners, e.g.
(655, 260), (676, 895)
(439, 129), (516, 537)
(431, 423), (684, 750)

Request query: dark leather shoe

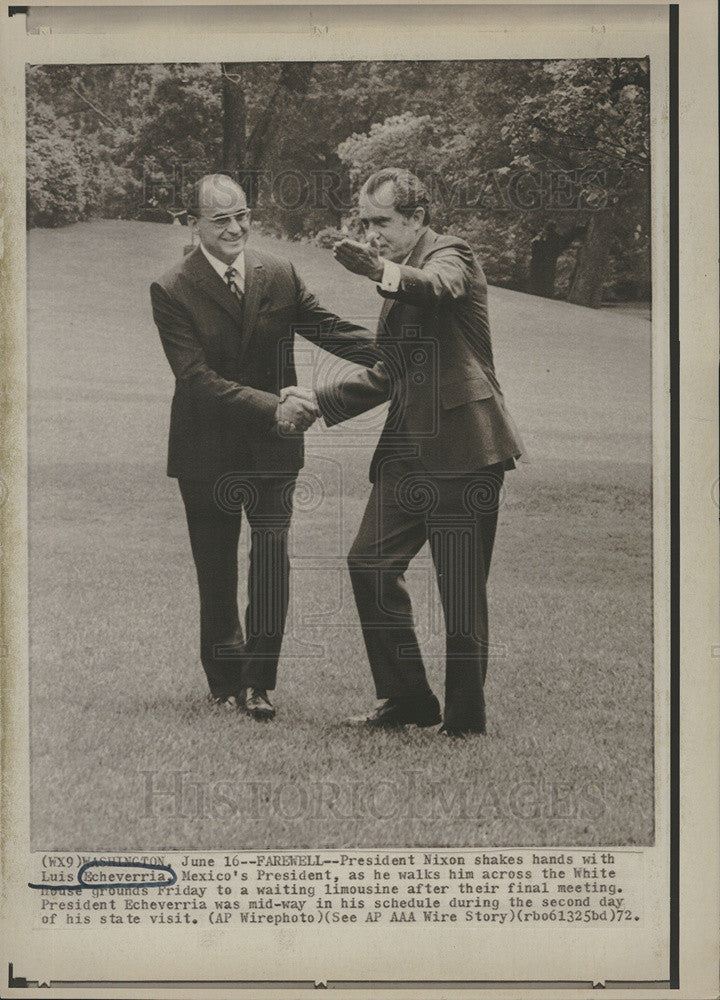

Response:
(244, 688), (276, 720)
(208, 693), (242, 711)
(348, 695), (441, 728)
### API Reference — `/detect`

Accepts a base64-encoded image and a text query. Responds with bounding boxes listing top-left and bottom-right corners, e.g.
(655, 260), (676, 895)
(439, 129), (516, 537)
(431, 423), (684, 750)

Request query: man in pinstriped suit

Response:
(150, 174), (375, 720)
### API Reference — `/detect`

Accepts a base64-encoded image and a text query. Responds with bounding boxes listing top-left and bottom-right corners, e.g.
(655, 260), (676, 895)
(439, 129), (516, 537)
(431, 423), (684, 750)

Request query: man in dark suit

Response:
(304, 168), (524, 735)
(150, 174), (372, 720)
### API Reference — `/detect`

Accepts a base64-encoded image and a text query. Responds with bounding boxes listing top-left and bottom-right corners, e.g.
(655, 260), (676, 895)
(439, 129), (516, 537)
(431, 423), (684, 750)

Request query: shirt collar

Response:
(200, 243), (246, 291)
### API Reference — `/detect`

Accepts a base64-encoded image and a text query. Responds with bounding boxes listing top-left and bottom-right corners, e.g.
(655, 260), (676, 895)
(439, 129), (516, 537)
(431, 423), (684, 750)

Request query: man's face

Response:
(192, 177), (251, 264)
(358, 181), (424, 262)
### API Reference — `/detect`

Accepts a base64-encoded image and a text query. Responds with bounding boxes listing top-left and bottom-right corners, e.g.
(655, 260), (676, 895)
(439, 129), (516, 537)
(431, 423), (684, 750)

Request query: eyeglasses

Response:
(202, 210), (251, 230)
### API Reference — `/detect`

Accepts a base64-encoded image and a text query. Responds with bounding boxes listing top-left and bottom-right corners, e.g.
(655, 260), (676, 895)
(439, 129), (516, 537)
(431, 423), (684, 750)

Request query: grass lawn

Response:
(28, 221), (653, 849)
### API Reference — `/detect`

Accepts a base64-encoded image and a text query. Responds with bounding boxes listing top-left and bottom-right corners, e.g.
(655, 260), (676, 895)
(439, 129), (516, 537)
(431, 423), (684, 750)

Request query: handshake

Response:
(275, 386), (321, 435)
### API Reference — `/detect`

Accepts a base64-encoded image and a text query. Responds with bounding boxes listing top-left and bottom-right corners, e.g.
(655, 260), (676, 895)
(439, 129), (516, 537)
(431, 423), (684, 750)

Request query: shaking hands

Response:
(275, 386), (321, 434)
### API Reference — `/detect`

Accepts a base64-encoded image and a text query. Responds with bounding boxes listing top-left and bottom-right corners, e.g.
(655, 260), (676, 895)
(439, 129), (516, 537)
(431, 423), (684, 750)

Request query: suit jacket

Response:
(150, 245), (374, 480)
(315, 228), (524, 480)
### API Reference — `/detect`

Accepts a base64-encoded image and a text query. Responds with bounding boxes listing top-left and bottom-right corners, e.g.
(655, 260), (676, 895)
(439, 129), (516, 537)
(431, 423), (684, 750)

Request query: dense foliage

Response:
(26, 60), (650, 304)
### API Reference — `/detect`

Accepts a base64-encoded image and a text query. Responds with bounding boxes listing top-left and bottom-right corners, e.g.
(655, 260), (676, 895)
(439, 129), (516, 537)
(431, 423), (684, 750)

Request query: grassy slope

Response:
(28, 221), (653, 849)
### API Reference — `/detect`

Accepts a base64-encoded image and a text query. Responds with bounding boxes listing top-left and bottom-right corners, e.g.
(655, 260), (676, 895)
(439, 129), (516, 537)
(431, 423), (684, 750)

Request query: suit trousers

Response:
(347, 462), (505, 732)
(178, 473), (297, 698)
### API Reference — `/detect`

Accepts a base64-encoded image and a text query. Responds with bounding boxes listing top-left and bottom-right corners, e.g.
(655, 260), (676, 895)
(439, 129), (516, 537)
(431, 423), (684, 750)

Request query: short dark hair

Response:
(361, 168), (431, 225)
(184, 174), (245, 218)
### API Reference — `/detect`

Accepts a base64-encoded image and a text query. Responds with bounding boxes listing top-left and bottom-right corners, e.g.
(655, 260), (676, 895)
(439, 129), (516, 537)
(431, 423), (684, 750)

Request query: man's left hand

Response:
(333, 238), (384, 281)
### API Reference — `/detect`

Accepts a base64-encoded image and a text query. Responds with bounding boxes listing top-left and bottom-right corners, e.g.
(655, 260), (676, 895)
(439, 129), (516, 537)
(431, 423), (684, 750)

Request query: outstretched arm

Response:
(333, 238), (471, 308)
(281, 356), (392, 428)
(282, 265), (390, 426)
(314, 361), (392, 427)
(291, 266), (379, 363)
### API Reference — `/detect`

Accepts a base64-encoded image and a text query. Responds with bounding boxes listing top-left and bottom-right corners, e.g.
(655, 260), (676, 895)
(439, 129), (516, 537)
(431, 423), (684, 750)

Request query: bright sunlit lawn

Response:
(28, 220), (654, 850)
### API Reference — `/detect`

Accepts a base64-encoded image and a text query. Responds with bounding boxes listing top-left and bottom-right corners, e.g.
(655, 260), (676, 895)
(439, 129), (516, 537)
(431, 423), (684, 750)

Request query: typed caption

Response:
(32, 850), (642, 929)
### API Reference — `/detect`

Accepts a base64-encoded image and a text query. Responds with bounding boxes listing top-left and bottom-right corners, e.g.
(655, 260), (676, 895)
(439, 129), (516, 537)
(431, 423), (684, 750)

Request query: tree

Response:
(528, 222), (586, 298)
(220, 64), (247, 175)
(26, 66), (139, 225)
(335, 62), (543, 292)
(26, 97), (87, 227)
(25, 59), (651, 305)
(129, 64), (223, 200)
(502, 58), (650, 307)
(218, 62), (315, 205)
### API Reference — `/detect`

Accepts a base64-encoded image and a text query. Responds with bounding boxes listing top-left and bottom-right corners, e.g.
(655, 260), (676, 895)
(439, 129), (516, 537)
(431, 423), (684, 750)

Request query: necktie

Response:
(224, 266), (243, 302)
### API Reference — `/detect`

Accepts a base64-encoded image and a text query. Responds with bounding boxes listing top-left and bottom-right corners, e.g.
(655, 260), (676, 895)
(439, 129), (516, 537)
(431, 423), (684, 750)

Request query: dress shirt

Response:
(378, 247), (414, 293)
(200, 243), (246, 293)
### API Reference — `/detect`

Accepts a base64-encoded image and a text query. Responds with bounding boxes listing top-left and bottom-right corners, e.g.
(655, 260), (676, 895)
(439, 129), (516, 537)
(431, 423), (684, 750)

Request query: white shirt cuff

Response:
(379, 259), (401, 292)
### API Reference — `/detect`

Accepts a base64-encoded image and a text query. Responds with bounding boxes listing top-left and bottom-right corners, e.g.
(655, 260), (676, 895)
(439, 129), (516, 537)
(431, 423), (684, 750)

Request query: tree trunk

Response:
(221, 64), (247, 179)
(568, 210), (614, 308)
(246, 62), (314, 176)
(529, 233), (562, 298)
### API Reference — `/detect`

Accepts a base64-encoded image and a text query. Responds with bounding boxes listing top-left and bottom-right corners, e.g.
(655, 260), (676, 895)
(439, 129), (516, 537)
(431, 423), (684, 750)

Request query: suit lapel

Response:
(237, 249), (266, 366)
(377, 229), (437, 337)
(183, 246), (245, 326)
